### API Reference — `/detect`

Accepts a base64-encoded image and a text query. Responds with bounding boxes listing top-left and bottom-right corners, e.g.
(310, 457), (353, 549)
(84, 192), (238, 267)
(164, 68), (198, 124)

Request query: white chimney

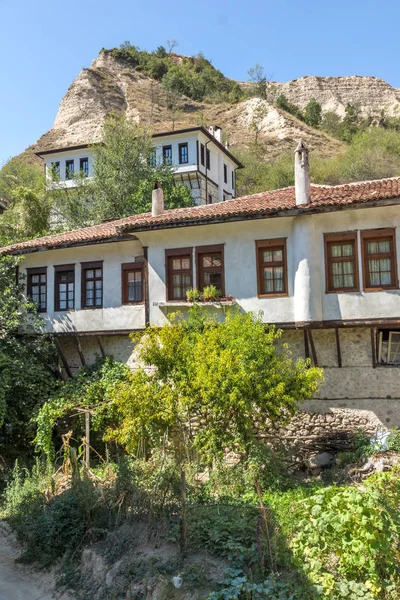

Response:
(294, 141), (310, 206)
(214, 126), (222, 143)
(152, 182), (164, 216)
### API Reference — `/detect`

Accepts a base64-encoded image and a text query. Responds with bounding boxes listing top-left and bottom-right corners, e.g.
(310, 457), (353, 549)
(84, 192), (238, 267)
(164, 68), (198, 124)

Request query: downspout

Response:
(143, 246), (150, 327)
(205, 140), (211, 204)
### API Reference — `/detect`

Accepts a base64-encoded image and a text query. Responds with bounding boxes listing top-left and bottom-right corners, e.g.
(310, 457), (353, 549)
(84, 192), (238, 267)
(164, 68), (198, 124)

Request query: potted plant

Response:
(201, 285), (221, 302)
(186, 288), (201, 302)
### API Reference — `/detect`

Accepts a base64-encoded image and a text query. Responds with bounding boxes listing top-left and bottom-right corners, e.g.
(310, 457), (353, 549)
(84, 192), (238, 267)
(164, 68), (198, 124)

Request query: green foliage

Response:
(186, 287), (202, 302)
(54, 116), (193, 226)
(34, 357), (131, 458)
(208, 569), (302, 600)
(291, 473), (400, 598)
(276, 94), (304, 122)
(247, 64), (267, 99)
(2, 460), (107, 566)
(0, 158), (48, 245)
(304, 98), (322, 129)
(108, 307), (322, 462)
(387, 428), (400, 452)
(110, 44), (244, 104)
(202, 284), (221, 301)
(0, 256), (57, 457)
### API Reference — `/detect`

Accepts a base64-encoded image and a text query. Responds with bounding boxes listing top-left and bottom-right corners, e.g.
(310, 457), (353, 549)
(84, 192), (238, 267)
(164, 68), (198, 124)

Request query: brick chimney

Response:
(294, 141), (310, 206)
(152, 182), (164, 216)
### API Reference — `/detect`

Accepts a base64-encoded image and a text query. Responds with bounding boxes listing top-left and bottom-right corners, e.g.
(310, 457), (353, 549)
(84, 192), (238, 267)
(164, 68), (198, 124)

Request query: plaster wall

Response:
(43, 148), (94, 189)
(137, 203), (400, 327)
(21, 240), (145, 333)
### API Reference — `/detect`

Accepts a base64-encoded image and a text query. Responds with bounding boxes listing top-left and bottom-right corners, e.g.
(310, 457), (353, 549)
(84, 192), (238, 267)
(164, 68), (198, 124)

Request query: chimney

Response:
(294, 141), (310, 206)
(152, 182), (164, 216)
(214, 126), (222, 143)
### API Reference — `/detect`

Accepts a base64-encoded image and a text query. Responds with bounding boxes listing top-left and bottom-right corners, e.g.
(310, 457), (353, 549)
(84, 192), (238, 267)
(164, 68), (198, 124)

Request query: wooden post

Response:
(54, 338), (72, 378)
(85, 411), (90, 469)
(97, 336), (106, 358)
(371, 327), (377, 368)
(335, 328), (342, 368)
(308, 330), (318, 367)
(181, 469), (188, 555)
(303, 329), (310, 360)
(75, 336), (86, 366)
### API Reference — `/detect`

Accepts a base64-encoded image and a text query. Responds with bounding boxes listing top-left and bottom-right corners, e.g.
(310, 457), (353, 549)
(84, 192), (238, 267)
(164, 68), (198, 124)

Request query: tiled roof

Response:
(1, 177), (400, 255)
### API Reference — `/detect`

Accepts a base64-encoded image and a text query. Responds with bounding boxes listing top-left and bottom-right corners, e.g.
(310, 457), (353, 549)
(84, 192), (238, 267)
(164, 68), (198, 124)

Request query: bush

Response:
(291, 473), (400, 598)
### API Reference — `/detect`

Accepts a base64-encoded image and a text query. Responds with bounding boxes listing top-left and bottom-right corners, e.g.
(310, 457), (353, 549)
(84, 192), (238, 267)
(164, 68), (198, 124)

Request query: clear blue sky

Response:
(1, 0), (399, 165)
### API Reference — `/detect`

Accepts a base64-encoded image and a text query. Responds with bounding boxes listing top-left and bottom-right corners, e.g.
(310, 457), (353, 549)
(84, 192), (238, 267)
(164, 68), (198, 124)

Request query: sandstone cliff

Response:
(23, 50), (400, 163)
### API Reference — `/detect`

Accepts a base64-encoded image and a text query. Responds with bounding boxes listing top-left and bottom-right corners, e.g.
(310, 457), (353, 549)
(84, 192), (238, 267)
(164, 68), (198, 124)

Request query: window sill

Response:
(325, 289), (360, 294)
(258, 293), (288, 298)
(363, 287), (399, 293)
(156, 300), (236, 308)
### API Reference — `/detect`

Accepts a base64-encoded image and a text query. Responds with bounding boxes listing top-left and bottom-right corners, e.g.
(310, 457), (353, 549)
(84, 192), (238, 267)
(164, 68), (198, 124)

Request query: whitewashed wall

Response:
(43, 148), (94, 188)
(21, 240), (145, 333)
(137, 203), (400, 327)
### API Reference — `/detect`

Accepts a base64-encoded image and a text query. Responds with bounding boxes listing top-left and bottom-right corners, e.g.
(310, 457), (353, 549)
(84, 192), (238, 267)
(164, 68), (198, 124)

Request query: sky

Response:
(1, 0), (400, 165)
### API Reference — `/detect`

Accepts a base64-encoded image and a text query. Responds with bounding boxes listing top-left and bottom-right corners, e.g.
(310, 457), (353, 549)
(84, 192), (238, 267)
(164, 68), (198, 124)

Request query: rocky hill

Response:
(19, 49), (400, 164)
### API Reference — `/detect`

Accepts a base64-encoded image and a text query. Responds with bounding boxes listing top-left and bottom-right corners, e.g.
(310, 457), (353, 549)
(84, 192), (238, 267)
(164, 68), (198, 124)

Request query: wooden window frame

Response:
(206, 148), (210, 170)
(178, 143), (189, 165)
(361, 228), (398, 291)
(200, 143), (205, 166)
(81, 261), (103, 309)
(50, 161), (60, 180)
(79, 157), (89, 177)
(54, 264), (75, 312)
(65, 159), (74, 180)
(26, 267), (47, 312)
(256, 239), (288, 298)
(196, 244), (225, 296)
(165, 248), (193, 301)
(162, 145), (172, 165)
(324, 231), (360, 294)
(223, 163), (228, 184)
(121, 262), (144, 305)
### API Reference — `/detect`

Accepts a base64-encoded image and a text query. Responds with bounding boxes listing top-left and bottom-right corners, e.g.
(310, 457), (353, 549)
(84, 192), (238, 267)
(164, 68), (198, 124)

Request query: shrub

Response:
(291, 474), (400, 598)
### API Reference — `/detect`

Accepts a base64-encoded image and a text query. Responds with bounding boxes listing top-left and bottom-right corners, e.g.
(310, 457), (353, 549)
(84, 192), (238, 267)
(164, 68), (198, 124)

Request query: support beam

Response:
(371, 327), (377, 369)
(307, 330), (318, 367)
(143, 246), (150, 327)
(97, 336), (106, 359)
(54, 338), (72, 378)
(303, 330), (310, 360)
(335, 327), (342, 368)
(75, 336), (86, 367)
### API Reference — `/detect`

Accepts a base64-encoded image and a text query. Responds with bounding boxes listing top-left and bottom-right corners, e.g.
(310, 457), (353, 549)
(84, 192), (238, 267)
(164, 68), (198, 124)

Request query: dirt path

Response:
(0, 522), (73, 600)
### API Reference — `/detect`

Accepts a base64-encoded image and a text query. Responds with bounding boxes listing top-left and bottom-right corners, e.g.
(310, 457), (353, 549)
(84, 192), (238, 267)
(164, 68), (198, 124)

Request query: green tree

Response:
(276, 94), (304, 122)
(248, 64), (267, 99)
(0, 255), (57, 459)
(304, 97), (322, 129)
(54, 116), (193, 226)
(341, 103), (359, 142)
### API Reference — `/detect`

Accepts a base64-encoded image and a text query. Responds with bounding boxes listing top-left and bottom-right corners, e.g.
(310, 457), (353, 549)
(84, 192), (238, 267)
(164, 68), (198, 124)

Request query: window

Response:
(324, 232), (359, 293)
(163, 145), (172, 165)
(206, 193), (212, 205)
(27, 268), (47, 312)
(200, 143), (205, 166)
(80, 157), (89, 177)
(121, 263), (143, 304)
(232, 170), (235, 191)
(377, 330), (400, 365)
(166, 248), (193, 301)
(50, 161), (60, 180)
(206, 148), (211, 170)
(196, 244), (225, 296)
(224, 163), (228, 184)
(149, 150), (156, 167)
(81, 262), (103, 308)
(179, 143), (188, 164)
(361, 229), (398, 290)
(256, 239), (287, 297)
(65, 159), (74, 180)
(55, 265), (74, 311)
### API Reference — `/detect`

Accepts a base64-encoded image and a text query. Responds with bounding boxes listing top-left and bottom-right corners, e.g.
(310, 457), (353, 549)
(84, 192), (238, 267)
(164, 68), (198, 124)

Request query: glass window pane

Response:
(343, 274), (354, 287)
(331, 245), (342, 258)
(172, 259), (181, 270)
(32, 275), (39, 283)
(379, 240), (390, 253)
(86, 270), (94, 279)
(272, 249), (283, 262)
(342, 244), (353, 257)
(40, 274), (46, 283)
(342, 261), (353, 274)
(95, 269), (102, 278)
(368, 241), (379, 254)
(333, 275), (343, 288)
(381, 271), (392, 285)
(332, 263), (343, 275)
(263, 250), (273, 262)
(181, 258), (190, 269)
(86, 281), (94, 290)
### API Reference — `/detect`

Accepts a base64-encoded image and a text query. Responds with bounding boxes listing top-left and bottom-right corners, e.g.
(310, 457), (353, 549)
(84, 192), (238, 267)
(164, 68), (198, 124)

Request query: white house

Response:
(36, 126), (242, 205)
(3, 142), (400, 439)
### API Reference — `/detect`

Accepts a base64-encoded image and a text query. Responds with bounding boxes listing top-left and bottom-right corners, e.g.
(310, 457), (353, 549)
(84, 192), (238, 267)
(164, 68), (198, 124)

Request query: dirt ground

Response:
(0, 522), (73, 600)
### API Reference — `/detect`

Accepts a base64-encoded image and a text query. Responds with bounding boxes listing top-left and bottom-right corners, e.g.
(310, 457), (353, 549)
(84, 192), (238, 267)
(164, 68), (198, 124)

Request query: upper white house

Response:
(36, 125), (243, 205)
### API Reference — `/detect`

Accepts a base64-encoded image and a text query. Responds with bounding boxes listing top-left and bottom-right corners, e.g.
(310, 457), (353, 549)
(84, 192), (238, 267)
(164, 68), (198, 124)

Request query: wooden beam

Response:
(303, 330), (310, 360)
(75, 336), (86, 367)
(143, 246), (150, 327)
(97, 336), (106, 358)
(54, 338), (72, 378)
(371, 327), (377, 369)
(335, 327), (342, 368)
(308, 330), (318, 367)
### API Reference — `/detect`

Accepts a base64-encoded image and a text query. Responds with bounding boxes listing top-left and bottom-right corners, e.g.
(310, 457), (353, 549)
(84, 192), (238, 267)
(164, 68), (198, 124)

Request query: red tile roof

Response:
(2, 177), (400, 255)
